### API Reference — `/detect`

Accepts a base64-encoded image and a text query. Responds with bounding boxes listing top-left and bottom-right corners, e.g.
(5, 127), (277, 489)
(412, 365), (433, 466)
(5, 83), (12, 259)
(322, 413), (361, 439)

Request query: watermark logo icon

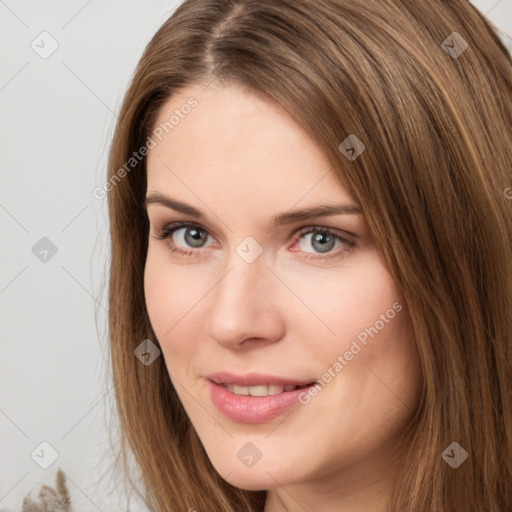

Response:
(441, 441), (468, 468)
(31, 31), (59, 59)
(441, 32), (468, 59)
(339, 134), (365, 161)
(237, 442), (262, 468)
(31, 441), (59, 469)
(134, 339), (161, 366)
(32, 237), (58, 263)
(236, 236), (263, 264)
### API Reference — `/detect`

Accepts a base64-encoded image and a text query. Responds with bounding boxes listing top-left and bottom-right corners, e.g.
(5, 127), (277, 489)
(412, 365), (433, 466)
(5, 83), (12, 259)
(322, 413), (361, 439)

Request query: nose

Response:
(205, 257), (286, 350)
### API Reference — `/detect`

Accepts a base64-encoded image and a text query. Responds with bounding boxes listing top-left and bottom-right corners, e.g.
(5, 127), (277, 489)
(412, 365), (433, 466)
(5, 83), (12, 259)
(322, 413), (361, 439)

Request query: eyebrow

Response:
(144, 191), (362, 230)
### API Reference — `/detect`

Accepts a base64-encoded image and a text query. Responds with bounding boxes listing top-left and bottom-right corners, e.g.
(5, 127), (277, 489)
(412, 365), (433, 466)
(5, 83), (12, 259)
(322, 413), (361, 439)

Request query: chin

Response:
(220, 469), (280, 491)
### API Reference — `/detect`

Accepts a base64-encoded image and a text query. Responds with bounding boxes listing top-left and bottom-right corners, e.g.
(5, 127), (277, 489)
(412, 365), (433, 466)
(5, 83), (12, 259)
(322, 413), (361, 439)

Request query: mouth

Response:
(207, 372), (317, 394)
(206, 376), (319, 424)
(217, 382), (317, 396)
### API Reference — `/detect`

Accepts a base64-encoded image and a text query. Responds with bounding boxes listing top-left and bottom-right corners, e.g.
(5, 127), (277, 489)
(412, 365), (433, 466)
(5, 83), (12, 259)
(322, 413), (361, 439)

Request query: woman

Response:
(105, 0), (512, 511)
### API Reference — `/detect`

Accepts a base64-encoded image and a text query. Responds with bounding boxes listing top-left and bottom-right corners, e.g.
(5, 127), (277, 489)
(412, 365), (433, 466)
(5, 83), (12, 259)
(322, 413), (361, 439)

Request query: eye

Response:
(299, 230), (338, 253)
(152, 222), (356, 261)
(292, 227), (355, 259)
(152, 222), (215, 255)
(174, 225), (209, 248)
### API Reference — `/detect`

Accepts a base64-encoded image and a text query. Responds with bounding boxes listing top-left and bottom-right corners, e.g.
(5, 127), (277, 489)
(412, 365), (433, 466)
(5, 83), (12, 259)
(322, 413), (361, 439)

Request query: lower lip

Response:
(207, 380), (315, 424)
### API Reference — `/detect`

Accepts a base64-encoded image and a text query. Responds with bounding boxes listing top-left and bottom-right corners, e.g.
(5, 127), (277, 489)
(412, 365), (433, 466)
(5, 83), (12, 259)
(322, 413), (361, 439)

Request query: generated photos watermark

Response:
(298, 301), (403, 405)
(93, 97), (198, 200)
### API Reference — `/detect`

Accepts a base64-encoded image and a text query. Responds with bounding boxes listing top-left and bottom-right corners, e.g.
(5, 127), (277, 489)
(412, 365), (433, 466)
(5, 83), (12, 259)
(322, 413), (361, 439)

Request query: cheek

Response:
(282, 251), (406, 354)
(289, 254), (422, 414)
(144, 255), (172, 336)
(324, 293), (421, 445)
(143, 251), (202, 353)
(144, 248), (232, 381)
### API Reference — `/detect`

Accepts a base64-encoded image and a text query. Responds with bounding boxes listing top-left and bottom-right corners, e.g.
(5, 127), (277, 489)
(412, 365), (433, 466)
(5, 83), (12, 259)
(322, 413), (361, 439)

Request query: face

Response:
(144, 82), (423, 505)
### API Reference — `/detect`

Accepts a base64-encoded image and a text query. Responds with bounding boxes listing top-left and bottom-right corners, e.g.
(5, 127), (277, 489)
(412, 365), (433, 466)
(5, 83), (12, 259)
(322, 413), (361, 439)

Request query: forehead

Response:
(146, 83), (354, 212)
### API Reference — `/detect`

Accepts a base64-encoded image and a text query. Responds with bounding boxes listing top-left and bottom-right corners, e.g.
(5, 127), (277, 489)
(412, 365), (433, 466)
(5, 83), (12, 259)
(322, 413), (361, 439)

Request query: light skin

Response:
(144, 82), (423, 512)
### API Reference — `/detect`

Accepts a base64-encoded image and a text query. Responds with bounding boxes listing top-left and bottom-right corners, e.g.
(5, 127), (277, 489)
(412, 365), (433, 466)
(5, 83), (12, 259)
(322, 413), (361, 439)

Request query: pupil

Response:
(185, 227), (207, 247)
(312, 231), (335, 253)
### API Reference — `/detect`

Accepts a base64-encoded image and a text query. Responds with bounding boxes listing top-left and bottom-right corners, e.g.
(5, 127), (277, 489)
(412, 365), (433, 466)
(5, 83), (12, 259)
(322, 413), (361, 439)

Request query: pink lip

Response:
(206, 371), (316, 387)
(206, 372), (318, 424)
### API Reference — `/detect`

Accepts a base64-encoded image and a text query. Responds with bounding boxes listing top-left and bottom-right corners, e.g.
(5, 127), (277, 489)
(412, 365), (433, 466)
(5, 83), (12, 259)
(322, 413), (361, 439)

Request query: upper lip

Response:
(207, 371), (317, 387)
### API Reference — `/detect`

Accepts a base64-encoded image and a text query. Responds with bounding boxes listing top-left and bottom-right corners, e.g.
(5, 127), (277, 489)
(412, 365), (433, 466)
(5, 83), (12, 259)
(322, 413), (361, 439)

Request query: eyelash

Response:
(152, 222), (356, 261)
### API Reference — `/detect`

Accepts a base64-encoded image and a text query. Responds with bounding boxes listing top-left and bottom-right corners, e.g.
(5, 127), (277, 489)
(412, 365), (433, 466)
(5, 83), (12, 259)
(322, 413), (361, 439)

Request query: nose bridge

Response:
(221, 235), (271, 301)
(215, 254), (267, 318)
(206, 248), (284, 347)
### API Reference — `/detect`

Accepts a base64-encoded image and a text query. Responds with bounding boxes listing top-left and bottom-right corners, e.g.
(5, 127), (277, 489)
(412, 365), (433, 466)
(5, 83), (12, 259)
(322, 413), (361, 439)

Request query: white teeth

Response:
(232, 385), (249, 395)
(224, 384), (300, 396)
(268, 384), (285, 395)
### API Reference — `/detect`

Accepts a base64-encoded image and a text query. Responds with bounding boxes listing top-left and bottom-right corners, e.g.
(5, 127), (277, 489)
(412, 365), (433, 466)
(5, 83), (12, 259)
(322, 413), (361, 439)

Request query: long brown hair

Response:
(105, 1), (512, 510)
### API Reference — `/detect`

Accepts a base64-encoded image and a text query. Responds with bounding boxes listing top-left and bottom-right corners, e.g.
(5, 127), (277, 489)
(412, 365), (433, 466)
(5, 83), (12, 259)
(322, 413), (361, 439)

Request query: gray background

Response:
(1, 1), (511, 511)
